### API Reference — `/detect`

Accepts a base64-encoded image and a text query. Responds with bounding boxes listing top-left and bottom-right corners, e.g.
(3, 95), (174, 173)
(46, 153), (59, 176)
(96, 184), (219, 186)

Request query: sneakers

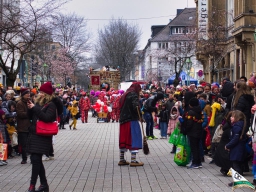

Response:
(0, 160), (6, 166)
(147, 136), (153, 140)
(152, 136), (158, 139)
(118, 160), (130, 166)
(187, 164), (201, 169)
(130, 161), (144, 167)
(228, 182), (233, 187)
(42, 155), (50, 161)
(73, 128), (77, 130)
(21, 160), (27, 164)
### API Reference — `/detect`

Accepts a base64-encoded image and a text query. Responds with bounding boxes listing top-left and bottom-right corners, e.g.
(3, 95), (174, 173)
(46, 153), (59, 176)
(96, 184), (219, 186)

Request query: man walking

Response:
(16, 88), (31, 164)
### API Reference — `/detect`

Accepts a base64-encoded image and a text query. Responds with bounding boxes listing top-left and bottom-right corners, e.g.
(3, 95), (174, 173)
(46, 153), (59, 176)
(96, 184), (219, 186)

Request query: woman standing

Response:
(27, 82), (63, 192)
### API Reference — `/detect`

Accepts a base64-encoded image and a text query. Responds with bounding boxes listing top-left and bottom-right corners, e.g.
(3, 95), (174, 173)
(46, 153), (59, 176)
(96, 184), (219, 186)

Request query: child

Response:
(157, 104), (169, 139)
(5, 101), (17, 158)
(167, 105), (180, 153)
(225, 110), (247, 184)
(69, 100), (79, 130)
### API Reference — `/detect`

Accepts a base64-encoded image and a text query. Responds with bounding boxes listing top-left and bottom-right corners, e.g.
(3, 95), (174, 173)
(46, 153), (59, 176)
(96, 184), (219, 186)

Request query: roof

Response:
(150, 8), (196, 42)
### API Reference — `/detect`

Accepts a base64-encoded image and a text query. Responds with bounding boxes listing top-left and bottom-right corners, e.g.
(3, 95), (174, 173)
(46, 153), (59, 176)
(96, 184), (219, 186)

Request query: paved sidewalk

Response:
(0, 114), (254, 192)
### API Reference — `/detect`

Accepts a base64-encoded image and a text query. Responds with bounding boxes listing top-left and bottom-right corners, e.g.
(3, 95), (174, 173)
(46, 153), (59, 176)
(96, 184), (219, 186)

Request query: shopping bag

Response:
(174, 135), (190, 166)
(11, 132), (18, 147)
(0, 143), (8, 160)
(174, 144), (184, 166)
(169, 127), (180, 145)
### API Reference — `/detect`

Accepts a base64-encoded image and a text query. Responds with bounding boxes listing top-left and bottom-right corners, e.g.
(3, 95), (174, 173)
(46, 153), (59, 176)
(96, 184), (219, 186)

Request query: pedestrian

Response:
(184, 98), (204, 169)
(79, 92), (90, 123)
(225, 110), (247, 187)
(16, 88), (31, 164)
(157, 103), (169, 139)
(167, 105), (180, 153)
(0, 109), (8, 166)
(69, 100), (79, 130)
(26, 81), (63, 192)
(143, 92), (164, 140)
(119, 83), (144, 167)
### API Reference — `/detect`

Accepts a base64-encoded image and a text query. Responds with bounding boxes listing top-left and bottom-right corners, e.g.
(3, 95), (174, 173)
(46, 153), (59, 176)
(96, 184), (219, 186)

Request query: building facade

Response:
(195, 0), (256, 83)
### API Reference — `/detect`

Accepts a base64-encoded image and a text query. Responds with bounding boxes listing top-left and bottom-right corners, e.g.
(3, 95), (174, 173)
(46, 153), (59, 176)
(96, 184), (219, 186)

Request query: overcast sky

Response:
(62, 0), (196, 50)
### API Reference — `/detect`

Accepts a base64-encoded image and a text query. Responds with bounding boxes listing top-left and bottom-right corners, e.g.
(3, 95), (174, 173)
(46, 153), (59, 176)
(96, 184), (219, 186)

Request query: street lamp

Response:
(185, 58), (192, 85)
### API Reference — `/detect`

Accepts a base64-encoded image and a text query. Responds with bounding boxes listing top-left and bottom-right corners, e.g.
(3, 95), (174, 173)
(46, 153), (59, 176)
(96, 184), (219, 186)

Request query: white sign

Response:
(198, 0), (208, 40)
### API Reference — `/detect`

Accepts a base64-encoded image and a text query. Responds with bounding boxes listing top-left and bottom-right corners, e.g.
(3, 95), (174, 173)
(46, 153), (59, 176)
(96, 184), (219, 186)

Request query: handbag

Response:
(11, 132), (18, 147)
(36, 110), (58, 136)
(0, 143), (8, 161)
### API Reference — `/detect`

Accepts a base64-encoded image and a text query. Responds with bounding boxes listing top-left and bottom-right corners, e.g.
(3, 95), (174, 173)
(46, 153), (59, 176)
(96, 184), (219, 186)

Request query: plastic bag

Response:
(174, 135), (191, 166)
(169, 127), (180, 145)
(11, 132), (18, 147)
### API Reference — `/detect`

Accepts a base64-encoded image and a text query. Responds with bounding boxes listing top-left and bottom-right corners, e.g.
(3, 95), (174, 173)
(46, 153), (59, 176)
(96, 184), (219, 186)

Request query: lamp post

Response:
(185, 58), (192, 86)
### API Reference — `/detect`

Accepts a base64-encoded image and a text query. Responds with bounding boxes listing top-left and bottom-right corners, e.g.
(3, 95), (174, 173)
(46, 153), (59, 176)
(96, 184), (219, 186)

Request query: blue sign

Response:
(182, 75), (185, 80)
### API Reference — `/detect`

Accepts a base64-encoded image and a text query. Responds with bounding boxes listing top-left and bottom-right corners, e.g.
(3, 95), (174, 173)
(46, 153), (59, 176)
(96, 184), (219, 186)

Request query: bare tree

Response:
(196, 7), (227, 83)
(0, 0), (68, 86)
(95, 18), (141, 81)
(51, 13), (91, 65)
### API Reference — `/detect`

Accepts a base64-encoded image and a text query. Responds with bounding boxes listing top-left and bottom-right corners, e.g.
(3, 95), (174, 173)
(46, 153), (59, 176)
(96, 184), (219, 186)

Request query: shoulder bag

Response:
(36, 108), (58, 136)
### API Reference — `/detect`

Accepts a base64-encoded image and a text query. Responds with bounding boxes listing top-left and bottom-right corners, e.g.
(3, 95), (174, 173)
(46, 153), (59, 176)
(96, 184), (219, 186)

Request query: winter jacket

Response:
(233, 94), (254, 132)
(167, 106), (180, 135)
(27, 97), (63, 154)
(119, 92), (141, 124)
(16, 98), (31, 132)
(143, 93), (164, 113)
(157, 109), (169, 122)
(184, 105), (203, 138)
(226, 121), (246, 161)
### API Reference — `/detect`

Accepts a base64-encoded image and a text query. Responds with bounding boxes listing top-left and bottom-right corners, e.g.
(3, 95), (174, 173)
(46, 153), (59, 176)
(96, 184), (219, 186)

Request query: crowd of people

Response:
(118, 74), (256, 187)
(2, 72), (256, 190)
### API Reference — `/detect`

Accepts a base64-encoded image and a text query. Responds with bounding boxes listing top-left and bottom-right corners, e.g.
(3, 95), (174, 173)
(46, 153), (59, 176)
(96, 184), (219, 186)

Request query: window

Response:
(166, 43), (168, 49)
(52, 45), (55, 50)
(158, 43), (161, 49)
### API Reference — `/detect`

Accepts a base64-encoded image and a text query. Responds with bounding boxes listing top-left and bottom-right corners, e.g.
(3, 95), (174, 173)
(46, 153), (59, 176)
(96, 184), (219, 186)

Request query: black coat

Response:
(214, 122), (231, 170)
(27, 97), (63, 154)
(119, 92), (140, 124)
(233, 94), (254, 132)
(185, 106), (203, 139)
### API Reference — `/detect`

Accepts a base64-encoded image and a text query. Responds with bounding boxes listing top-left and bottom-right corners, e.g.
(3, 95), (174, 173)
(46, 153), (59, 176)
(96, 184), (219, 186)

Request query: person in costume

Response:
(111, 91), (121, 122)
(79, 92), (90, 123)
(118, 83), (143, 167)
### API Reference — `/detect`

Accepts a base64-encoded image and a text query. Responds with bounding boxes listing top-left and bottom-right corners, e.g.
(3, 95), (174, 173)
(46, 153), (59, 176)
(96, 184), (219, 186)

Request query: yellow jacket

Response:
(70, 106), (79, 116)
(6, 124), (16, 138)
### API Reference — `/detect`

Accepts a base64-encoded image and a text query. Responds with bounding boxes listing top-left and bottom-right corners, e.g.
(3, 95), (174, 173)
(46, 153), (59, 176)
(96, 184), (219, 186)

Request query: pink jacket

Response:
(167, 106), (180, 135)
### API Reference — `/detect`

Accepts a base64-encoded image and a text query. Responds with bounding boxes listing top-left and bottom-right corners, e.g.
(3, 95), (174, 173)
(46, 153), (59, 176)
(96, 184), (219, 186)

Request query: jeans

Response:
(143, 112), (154, 137)
(189, 136), (201, 165)
(30, 153), (47, 185)
(160, 122), (167, 137)
(18, 132), (28, 161)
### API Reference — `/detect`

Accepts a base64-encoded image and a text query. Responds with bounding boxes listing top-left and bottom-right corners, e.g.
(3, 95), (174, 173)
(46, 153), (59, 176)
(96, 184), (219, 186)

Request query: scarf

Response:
(209, 102), (221, 127)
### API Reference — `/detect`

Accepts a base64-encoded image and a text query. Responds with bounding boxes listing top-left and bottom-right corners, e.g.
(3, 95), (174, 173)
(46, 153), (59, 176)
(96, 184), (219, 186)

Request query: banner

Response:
(227, 168), (255, 191)
(198, 0), (208, 40)
(91, 76), (100, 85)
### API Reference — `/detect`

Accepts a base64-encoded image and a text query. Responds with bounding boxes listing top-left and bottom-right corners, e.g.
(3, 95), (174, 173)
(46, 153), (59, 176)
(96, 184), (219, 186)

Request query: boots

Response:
(35, 184), (49, 192)
(27, 184), (35, 192)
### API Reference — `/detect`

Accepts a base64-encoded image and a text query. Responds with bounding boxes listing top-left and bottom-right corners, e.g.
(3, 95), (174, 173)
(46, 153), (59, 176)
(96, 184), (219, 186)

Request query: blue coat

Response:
(226, 121), (246, 161)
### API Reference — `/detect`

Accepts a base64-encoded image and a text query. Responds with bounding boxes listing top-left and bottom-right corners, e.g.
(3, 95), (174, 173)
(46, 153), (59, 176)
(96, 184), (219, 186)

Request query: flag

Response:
(227, 168), (255, 191)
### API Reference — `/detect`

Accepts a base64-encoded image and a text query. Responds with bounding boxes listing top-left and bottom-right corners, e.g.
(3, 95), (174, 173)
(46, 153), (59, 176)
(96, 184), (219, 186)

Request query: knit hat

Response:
(21, 88), (29, 96)
(39, 82), (53, 95)
(189, 98), (199, 107)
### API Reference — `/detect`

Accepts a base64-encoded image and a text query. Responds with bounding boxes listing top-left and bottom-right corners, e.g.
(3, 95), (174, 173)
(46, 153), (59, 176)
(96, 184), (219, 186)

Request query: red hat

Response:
(21, 88), (30, 96)
(39, 82), (53, 95)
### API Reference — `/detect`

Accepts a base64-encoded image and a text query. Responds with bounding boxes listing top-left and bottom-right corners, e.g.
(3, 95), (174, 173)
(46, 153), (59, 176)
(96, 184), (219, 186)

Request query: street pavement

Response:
(0, 113), (255, 192)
